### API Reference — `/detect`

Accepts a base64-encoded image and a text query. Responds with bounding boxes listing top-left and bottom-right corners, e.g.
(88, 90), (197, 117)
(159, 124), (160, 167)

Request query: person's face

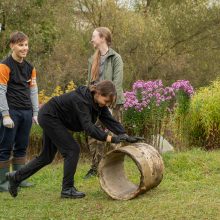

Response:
(10, 40), (29, 60)
(94, 92), (114, 107)
(91, 30), (106, 49)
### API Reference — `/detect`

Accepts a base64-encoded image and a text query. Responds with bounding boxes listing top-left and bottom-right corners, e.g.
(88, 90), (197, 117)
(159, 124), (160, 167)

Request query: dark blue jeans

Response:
(0, 109), (33, 161)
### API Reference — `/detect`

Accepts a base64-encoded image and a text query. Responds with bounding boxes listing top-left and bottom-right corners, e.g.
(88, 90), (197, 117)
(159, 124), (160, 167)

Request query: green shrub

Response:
(177, 79), (220, 149)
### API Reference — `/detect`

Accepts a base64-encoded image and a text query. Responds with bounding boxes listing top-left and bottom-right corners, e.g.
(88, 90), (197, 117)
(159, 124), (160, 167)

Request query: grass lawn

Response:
(1, 148), (220, 220)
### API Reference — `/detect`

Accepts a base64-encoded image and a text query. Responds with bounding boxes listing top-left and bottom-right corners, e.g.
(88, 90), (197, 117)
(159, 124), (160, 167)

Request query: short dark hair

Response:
(10, 31), (29, 44)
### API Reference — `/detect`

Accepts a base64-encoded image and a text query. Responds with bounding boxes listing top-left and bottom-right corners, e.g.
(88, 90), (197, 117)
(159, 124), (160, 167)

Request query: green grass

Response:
(1, 149), (220, 220)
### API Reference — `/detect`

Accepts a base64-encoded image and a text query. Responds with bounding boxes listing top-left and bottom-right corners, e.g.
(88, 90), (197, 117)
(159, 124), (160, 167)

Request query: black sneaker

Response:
(83, 169), (97, 179)
(61, 187), (85, 199)
(6, 171), (20, 198)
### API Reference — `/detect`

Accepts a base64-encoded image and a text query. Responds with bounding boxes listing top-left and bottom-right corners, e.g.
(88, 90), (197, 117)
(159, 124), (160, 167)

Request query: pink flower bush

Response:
(124, 80), (194, 112)
(123, 79), (194, 146)
(171, 80), (194, 97)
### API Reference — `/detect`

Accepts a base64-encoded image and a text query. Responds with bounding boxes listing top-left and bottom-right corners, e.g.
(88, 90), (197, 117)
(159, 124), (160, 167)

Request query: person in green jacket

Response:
(84, 27), (125, 179)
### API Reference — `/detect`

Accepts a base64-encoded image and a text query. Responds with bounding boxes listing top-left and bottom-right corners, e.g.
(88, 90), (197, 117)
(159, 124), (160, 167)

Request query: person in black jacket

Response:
(6, 80), (142, 199)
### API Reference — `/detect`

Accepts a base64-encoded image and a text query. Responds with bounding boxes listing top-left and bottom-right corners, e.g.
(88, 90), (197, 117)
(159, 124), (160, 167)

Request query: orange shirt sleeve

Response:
(30, 68), (37, 87)
(0, 64), (10, 85)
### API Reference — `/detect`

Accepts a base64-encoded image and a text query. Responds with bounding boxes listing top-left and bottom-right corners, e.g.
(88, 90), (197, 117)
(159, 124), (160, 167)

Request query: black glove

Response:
(125, 136), (145, 143)
(111, 134), (128, 143)
(111, 134), (145, 144)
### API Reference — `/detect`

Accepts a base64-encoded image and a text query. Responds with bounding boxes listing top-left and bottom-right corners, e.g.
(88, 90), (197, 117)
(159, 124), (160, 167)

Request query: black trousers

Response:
(15, 103), (80, 189)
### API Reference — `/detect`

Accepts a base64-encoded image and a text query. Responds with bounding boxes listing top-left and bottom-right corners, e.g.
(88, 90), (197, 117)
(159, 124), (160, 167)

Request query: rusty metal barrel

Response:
(98, 143), (164, 200)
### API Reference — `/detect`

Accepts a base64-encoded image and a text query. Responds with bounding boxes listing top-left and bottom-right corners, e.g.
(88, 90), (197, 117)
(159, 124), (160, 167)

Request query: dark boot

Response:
(61, 186), (85, 199)
(6, 171), (20, 197)
(12, 157), (34, 187)
(0, 160), (10, 192)
(7, 156), (48, 197)
(83, 168), (97, 179)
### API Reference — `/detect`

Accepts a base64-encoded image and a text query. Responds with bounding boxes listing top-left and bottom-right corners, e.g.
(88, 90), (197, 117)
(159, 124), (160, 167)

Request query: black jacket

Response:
(40, 86), (125, 141)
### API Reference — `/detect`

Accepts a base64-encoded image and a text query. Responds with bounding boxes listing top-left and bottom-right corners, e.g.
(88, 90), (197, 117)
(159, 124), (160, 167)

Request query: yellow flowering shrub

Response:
(39, 81), (76, 104)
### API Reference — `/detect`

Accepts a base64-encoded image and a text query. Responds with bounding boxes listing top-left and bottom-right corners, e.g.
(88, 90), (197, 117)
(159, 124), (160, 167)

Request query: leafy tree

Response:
(1, 0), (220, 91)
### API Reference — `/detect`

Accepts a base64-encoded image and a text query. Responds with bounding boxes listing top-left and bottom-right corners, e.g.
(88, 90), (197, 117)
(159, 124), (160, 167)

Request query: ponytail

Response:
(91, 50), (101, 82)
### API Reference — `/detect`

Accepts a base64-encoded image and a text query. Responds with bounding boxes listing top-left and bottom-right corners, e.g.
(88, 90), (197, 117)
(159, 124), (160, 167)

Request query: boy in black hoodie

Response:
(6, 80), (142, 199)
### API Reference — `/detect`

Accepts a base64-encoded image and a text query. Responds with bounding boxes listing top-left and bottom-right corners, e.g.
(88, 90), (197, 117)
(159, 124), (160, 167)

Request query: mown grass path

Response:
(1, 149), (220, 220)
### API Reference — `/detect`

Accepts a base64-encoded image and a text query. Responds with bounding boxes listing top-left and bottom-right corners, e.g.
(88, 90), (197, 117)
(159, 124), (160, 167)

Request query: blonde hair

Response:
(91, 27), (112, 82)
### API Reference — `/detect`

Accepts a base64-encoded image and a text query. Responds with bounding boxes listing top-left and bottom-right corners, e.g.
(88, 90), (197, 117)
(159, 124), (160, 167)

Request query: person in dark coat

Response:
(6, 80), (142, 199)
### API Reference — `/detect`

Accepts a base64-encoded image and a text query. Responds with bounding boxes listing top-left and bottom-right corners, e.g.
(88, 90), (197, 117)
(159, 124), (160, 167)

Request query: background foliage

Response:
(1, 0), (220, 92)
(175, 79), (220, 150)
(1, 0), (220, 150)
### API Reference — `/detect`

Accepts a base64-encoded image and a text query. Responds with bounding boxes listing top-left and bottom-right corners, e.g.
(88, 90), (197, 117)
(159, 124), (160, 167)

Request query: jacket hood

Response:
(75, 86), (99, 111)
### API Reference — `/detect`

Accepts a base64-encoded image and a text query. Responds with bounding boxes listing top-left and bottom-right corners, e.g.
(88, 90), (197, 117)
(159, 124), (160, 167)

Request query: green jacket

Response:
(88, 48), (125, 105)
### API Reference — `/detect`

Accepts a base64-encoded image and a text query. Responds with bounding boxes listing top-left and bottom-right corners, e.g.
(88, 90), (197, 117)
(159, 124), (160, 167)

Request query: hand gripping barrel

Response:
(98, 143), (164, 200)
